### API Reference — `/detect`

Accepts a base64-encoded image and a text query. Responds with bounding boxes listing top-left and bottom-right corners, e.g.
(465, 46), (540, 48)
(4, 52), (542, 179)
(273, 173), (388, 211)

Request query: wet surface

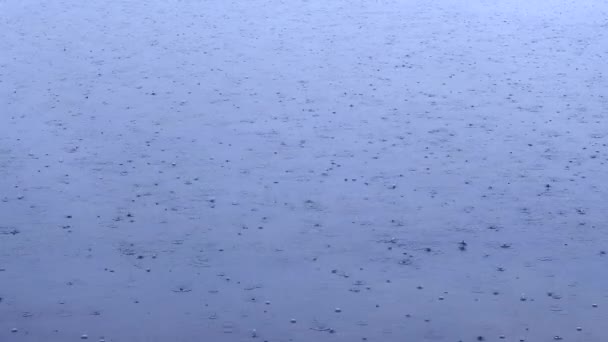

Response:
(1, 0), (608, 341)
